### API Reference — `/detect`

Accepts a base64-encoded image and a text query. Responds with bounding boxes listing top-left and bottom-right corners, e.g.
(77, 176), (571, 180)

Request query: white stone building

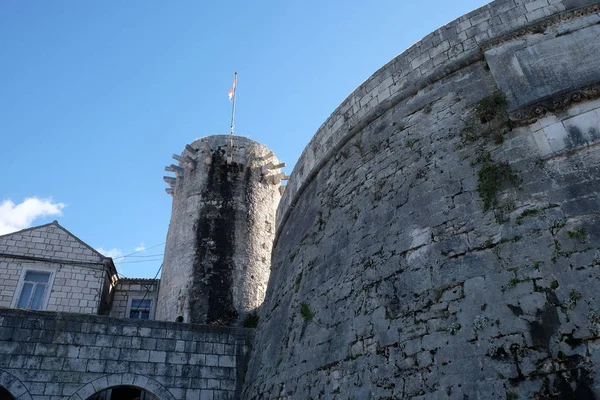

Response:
(0, 221), (161, 322)
(0, 221), (118, 315)
(110, 278), (159, 320)
(0, 222), (169, 400)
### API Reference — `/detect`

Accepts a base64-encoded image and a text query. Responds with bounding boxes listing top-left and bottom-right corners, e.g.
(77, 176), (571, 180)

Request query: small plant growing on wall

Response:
(476, 92), (507, 123)
(300, 302), (314, 322)
(477, 161), (521, 212)
(461, 91), (509, 145)
(566, 229), (588, 242)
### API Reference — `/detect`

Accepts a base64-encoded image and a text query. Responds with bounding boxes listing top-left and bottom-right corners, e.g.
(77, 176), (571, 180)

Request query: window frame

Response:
(126, 296), (154, 320)
(11, 266), (56, 311)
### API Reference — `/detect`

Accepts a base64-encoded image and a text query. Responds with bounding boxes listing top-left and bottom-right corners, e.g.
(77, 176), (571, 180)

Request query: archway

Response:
(0, 386), (16, 399)
(0, 370), (31, 400)
(85, 386), (158, 400)
(68, 374), (175, 400)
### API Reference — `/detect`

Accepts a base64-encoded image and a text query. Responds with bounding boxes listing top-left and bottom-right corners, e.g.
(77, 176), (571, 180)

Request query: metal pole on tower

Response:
(229, 72), (238, 135)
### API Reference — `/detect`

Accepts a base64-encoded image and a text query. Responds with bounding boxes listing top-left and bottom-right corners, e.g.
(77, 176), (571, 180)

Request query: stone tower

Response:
(156, 135), (284, 325)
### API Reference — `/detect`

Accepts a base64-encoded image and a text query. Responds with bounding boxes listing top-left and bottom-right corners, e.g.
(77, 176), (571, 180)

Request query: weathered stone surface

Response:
(244, 1), (600, 399)
(157, 135), (282, 326)
(485, 24), (600, 111)
(0, 308), (253, 400)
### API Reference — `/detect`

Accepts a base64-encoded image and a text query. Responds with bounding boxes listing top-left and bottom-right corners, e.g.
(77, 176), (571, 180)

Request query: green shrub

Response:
(300, 302), (314, 322)
(477, 162), (520, 212)
(476, 92), (507, 123)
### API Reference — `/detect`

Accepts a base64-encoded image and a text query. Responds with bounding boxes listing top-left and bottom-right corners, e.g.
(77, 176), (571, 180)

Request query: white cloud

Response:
(96, 247), (124, 261)
(0, 197), (65, 235)
(134, 242), (146, 252)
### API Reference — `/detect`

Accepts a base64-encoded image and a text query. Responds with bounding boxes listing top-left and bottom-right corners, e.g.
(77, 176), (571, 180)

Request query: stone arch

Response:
(68, 373), (175, 400)
(0, 370), (32, 400)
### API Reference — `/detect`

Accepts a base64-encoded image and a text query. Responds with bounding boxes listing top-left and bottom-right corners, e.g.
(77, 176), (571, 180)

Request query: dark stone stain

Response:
(544, 288), (560, 307)
(564, 0), (596, 9)
(563, 334), (584, 348)
(528, 301), (559, 349)
(537, 355), (595, 400)
(506, 304), (523, 316)
(190, 148), (244, 325)
(564, 125), (587, 149)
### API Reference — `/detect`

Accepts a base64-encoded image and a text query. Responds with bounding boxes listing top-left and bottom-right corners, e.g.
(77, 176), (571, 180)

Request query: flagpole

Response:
(230, 72), (238, 135)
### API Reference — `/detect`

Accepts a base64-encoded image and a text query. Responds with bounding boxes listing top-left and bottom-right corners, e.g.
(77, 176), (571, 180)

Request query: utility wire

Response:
(112, 242), (165, 260)
(119, 259), (164, 264)
(130, 263), (163, 317)
(119, 253), (164, 258)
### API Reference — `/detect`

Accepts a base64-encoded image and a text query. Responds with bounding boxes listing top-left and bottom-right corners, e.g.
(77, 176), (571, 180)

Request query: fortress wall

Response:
(245, 1), (600, 399)
(276, 0), (598, 233)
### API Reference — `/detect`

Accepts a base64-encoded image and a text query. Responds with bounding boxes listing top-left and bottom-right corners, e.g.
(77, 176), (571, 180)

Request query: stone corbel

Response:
(165, 164), (184, 176)
(185, 144), (197, 155)
(261, 161), (286, 174)
(268, 172), (290, 185)
(163, 176), (176, 187)
(258, 151), (275, 162)
(172, 154), (197, 170)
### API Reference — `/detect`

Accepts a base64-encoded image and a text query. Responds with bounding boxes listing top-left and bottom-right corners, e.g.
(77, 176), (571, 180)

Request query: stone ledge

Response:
(0, 307), (255, 338)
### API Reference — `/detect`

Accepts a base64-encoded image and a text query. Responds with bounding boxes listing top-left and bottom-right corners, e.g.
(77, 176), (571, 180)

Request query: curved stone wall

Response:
(276, 0), (599, 233)
(245, 1), (600, 398)
(157, 135), (282, 325)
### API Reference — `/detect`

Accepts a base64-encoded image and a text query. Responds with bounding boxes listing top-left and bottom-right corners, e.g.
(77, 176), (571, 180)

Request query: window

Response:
(16, 271), (51, 310)
(129, 298), (152, 319)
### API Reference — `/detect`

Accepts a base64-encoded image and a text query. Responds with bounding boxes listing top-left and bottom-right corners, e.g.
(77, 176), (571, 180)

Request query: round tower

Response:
(156, 135), (285, 325)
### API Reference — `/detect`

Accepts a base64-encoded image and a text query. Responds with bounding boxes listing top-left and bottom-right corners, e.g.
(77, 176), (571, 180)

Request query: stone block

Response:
(94, 334), (113, 347)
(218, 355), (235, 368)
(33, 344), (58, 357)
(200, 389), (214, 400)
(156, 338), (176, 352)
(141, 338), (157, 351)
(40, 357), (64, 371)
(105, 360), (129, 374)
(166, 351), (189, 365)
(120, 349), (150, 363)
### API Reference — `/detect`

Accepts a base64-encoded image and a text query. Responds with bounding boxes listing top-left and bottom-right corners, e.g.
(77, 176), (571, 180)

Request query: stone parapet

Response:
(0, 307), (253, 400)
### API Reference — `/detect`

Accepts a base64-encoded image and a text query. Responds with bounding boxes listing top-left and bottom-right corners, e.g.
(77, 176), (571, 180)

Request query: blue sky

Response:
(0, 0), (489, 277)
